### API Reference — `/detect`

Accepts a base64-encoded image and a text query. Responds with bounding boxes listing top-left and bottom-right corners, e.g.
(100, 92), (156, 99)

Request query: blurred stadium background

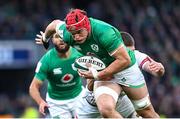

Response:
(0, 0), (179, 118)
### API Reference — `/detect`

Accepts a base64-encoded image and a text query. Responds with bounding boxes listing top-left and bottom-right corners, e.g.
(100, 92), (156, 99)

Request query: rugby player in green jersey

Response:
(41, 9), (159, 118)
(77, 31), (165, 118)
(34, 31), (141, 118)
(29, 32), (84, 118)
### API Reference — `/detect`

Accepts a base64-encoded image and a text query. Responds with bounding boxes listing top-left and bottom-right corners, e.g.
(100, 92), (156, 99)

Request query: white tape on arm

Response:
(94, 86), (119, 103)
(88, 67), (99, 80)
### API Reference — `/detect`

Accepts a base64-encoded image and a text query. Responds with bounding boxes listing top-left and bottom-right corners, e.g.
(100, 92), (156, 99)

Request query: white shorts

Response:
(77, 89), (100, 118)
(112, 62), (145, 88)
(77, 88), (135, 118)
(46, 88), (84, 118)
(116, 94), (135, 117)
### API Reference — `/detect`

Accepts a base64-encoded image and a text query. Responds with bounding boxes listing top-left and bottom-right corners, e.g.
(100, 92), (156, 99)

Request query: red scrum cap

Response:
(65, 9), (91, 33)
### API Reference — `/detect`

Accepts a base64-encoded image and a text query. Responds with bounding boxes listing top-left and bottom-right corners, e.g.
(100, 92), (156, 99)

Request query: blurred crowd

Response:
(0, 0), (179, 118)
(0, 94), (40, 118)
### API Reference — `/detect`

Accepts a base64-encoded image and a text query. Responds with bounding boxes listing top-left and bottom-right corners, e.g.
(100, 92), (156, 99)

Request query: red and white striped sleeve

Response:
(134, 50), (151, 69)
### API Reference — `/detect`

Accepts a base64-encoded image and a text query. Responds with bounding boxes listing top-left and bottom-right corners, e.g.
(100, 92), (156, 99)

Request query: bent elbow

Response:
(29, 85), (33, 95)
(29, 83), (36, 96)
(52, 19), (62, 24)
(47, 19), (62, 32)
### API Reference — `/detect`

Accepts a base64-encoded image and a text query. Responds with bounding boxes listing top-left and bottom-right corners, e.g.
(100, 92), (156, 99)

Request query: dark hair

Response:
(120, 31), (135, 47)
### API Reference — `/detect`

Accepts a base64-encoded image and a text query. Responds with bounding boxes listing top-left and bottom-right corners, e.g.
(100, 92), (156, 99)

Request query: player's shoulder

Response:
(57, 21), (66, 29)
(134, 50), (149, 61)
(56, 21), (65, 36)
(91, 18), (120, 35)
(55, 22), (72, 44)
(90, 18), (113, 31)
(134, 50), (140, 54)
(39, 48), (55, 64)
(134, 50), (147, 56)
(70, 47), (83, 57)
(43, 48), (56, 58)
(61, 28), (74, 45)
(134, 50), (142, 56)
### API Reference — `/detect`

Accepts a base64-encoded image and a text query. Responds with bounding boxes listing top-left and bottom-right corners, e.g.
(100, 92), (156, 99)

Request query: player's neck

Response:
(58, 49), (70, 58)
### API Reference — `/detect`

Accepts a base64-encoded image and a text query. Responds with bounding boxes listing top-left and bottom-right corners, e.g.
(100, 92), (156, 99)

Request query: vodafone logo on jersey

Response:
(61, 74), (73, 83)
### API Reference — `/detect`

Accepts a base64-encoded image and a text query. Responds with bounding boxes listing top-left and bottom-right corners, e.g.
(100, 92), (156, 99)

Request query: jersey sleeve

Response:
(34, 53), (49, 81)
(56, 22), (65, 38)
(99, 27), (123, 54)
(134, 50), (151, 69)
(55, 23), (75, 46)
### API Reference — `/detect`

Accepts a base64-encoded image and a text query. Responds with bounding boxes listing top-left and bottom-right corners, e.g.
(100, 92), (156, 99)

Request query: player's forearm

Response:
(98, 46), (131, 80)
(98, 58), (130, 79)
(143, 61), (165, 77)
(29, 84), (44, 105)
(87, 79), (94, 91)
(44, 20), (60, 42)
(152, 64), (165, 77)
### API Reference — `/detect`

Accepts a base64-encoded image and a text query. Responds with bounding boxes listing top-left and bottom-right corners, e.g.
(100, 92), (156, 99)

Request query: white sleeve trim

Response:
(134, 50), (150, 68)
(141, 59), (150, 70)
(109, 44), (124, 56)
(35, 62), (42, 73)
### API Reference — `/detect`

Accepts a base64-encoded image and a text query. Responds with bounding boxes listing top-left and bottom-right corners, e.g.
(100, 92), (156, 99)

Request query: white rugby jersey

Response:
(134, 50), (151, 70)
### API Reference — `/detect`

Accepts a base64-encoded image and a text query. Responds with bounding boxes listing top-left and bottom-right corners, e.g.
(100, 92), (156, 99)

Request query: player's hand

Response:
(149, 61), (161, 72)
(149, 61), (165, 76)
(35, 31), (49, 49)
(78, 63), (114, 80)
(35, 31), (44, 44)
(77, 63), (95, 79)
(78, 69), (94, 79)
(39, 100), (50, 116)
(78, 69), (113, 81)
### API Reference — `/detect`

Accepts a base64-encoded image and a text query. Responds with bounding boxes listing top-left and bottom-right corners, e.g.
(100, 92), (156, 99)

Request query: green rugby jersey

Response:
(35, 47), (83, 100)
(57, 18), (136, 67)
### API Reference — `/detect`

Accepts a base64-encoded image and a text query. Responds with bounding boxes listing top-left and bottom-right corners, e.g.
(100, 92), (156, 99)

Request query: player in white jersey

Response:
(77, 80), (137, 118)
(77, 32), (165, 118)
(121, 31), (165, 77)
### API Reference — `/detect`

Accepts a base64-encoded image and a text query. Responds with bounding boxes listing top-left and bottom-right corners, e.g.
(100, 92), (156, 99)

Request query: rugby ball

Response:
(74, 56), (106, 71)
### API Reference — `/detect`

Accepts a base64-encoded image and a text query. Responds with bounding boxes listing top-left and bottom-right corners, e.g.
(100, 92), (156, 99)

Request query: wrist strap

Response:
(42, 40), (49, 50)
(42, 33), (50, 49)
(89, 67), (99, 80)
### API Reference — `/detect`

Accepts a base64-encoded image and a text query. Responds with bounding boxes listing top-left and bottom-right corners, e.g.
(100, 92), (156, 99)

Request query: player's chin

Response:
(55, 45), (69, 53)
